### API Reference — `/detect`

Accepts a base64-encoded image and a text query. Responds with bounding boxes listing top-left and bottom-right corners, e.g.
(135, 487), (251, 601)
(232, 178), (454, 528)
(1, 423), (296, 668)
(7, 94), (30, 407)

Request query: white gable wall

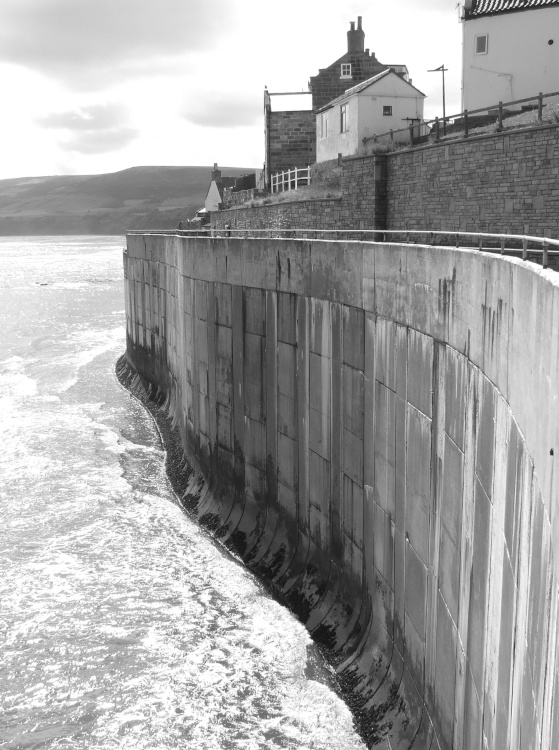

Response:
(462, 8), (559, 111)
(316, 73), (425, 162)
(205, 181), (222, 212)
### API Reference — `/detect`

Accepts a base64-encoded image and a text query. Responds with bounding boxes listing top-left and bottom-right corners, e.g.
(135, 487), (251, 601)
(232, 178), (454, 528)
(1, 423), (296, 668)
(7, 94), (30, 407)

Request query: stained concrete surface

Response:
(122, 234), (559, 749)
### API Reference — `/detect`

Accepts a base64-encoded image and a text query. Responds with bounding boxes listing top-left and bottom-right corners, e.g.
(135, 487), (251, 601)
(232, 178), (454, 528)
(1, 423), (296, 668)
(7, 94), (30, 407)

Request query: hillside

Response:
(0, 165), (255, 236)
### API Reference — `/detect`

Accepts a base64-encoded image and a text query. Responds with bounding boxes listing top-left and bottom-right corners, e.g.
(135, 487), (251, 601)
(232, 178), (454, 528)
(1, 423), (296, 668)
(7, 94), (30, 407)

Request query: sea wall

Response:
(123, 233), (559, 749)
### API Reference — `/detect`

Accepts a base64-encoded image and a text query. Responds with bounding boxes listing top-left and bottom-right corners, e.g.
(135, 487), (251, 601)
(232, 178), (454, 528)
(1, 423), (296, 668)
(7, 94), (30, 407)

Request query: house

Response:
(204, 164), (258, 212)
(264, 17), (410, 187)
(462, 0), (559, 111)
(309, 16), (393, 111)
(204, 164), (237, 212)
(315, 70), (425, 162)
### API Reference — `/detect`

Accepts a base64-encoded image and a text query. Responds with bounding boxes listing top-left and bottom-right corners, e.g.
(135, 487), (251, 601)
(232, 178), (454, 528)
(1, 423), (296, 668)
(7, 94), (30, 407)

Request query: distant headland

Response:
(0, 165), (254, 236)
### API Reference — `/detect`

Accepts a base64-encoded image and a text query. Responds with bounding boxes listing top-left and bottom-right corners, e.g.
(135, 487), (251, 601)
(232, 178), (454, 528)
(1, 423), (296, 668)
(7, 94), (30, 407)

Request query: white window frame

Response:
(383, 105), (393, 116)
(320, 113), (329, 139)
(340, 104), (348, 133)
(475, 34), (488, 55)
(341, 63), (352, 78)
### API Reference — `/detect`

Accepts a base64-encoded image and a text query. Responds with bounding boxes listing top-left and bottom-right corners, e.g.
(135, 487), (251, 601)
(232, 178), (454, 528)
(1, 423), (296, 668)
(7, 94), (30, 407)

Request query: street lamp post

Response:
(428, 64), (448, 135)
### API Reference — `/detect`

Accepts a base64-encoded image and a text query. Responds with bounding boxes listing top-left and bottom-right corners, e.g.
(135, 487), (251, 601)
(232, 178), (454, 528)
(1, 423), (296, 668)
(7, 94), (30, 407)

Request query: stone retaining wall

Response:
(213, 124), (559, 239)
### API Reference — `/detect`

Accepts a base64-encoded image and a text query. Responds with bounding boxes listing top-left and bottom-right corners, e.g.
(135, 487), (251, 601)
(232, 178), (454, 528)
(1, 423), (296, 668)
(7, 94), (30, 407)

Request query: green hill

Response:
(0, 165), (255, 236)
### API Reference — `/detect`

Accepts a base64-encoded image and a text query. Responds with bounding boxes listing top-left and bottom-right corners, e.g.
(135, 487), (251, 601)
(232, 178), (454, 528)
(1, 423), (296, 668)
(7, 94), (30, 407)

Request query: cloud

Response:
(0, 0), (232, 89)
(182, 93), (262, 129)
(38, 103), (139, 154)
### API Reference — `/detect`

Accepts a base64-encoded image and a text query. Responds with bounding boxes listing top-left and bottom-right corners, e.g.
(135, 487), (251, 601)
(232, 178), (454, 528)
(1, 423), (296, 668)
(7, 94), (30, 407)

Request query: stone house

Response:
(264, 16), (410, 187)
(462, 0), (559, 110)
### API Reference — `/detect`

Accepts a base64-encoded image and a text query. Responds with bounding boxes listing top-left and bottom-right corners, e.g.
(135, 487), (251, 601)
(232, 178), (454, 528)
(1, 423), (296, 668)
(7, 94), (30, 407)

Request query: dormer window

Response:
(341, 63), (352, 78)
(475, 34), (488, 54)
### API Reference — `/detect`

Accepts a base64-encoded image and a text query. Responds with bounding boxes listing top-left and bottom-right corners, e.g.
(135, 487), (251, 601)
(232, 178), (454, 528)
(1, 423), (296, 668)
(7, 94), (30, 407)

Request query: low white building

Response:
(315, 69), (425, 162)
(462, 0), (559, 111)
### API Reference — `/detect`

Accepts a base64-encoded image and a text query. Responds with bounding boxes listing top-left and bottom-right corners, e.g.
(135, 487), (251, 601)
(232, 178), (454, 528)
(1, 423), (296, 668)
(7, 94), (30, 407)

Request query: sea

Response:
(0, 236), (365, 750)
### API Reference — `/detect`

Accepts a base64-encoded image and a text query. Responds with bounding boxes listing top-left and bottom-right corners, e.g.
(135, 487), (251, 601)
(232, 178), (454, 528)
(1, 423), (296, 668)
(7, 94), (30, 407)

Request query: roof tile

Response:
(468, 0), (559, 17)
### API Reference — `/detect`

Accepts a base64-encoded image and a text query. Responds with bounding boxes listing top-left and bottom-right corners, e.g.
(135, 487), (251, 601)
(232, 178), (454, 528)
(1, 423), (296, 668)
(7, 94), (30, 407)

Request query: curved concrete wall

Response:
(123, 234), (559, 749)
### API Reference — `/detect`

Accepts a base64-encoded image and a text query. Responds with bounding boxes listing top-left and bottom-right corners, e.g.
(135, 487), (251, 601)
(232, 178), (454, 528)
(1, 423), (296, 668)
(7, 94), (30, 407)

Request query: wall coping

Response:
(340, 121), (559, 164)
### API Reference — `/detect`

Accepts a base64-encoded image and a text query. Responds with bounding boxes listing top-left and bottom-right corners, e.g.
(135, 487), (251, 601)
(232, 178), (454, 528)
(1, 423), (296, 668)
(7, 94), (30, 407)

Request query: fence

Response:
(271, 166), (310, 194)
(126, 228), (559, 270)
(364, 89), (559, 149)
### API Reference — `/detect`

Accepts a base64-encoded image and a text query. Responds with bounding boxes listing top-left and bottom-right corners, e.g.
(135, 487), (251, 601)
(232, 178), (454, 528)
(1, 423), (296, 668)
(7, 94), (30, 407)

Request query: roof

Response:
(465, 0), (559, 18)
(316, 69), (426, 112)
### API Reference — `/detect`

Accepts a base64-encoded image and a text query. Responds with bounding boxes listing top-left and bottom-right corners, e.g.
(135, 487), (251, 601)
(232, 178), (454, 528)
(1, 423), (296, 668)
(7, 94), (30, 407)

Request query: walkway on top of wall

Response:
(127, 228), (559, 270)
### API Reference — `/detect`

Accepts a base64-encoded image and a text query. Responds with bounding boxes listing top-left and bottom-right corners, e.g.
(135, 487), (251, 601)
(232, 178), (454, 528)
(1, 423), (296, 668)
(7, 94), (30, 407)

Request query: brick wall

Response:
(310, 53), (387, 110)
(387, 124), (559, 236)
(220, 123), (559, 242)
(211, 198), (341, 232)
(267, 110), (316, 176)
(340, 154), (387, 229)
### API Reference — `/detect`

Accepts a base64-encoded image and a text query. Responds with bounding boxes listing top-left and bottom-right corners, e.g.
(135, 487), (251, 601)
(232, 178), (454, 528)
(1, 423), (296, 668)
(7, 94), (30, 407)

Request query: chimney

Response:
(211, 162), (221, 181)
(347, 17), (365, 54)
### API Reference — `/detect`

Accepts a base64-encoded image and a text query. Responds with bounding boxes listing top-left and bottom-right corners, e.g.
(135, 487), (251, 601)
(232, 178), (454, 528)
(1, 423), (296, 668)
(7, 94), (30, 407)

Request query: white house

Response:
(204, 163), (236, 213)
(315, 70), (425, 163)
(462, 0), (559, 111)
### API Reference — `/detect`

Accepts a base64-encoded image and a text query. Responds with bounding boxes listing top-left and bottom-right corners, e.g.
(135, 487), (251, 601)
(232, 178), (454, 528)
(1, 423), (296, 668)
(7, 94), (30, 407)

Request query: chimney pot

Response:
(357, 16), (362, 29)
(347, 17), (365, 54)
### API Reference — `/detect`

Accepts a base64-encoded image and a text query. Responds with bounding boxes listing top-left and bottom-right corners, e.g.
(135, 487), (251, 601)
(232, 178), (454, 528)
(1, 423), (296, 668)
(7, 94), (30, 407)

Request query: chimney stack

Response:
(347, 17), (365, 54)
(211, 163), (221, 181)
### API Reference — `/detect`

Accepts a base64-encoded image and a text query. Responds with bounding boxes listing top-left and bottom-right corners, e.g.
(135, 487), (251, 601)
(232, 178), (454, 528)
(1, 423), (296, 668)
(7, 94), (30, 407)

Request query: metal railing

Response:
(363, 89), (559, 149)
(271, 166), (311, 193)
(126, 228), (559, 269)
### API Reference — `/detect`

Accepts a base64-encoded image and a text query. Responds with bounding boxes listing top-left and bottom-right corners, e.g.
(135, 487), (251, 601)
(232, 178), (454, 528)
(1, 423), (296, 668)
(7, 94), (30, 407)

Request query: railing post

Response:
(497, 101), (503, 132)
(295, 167), (298, 190)
(435, 117), (440, 143)
(522, 237), (528, 261)
(538, 92), (543, 123)
(390, 129), (394, 144)
(543, 240), (549, 269)
(464, 110), (469, 138)
(478, 235), (483, 251)
(500, 236), (505, 255)
(409, 124), (414, 146)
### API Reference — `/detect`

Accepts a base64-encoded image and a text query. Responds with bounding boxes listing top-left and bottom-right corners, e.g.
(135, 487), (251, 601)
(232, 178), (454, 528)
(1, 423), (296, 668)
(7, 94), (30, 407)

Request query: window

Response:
(475, 34), (488, 54)
(320, 113), (329, 139)
(340, 104), (348, 133)
(383, 105), (393, 116)
(341, 63), (352, 78)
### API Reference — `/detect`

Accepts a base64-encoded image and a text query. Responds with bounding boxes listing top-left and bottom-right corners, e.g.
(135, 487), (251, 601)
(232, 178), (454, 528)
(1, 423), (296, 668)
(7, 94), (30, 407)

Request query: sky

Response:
(0, 0), (464, 180)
